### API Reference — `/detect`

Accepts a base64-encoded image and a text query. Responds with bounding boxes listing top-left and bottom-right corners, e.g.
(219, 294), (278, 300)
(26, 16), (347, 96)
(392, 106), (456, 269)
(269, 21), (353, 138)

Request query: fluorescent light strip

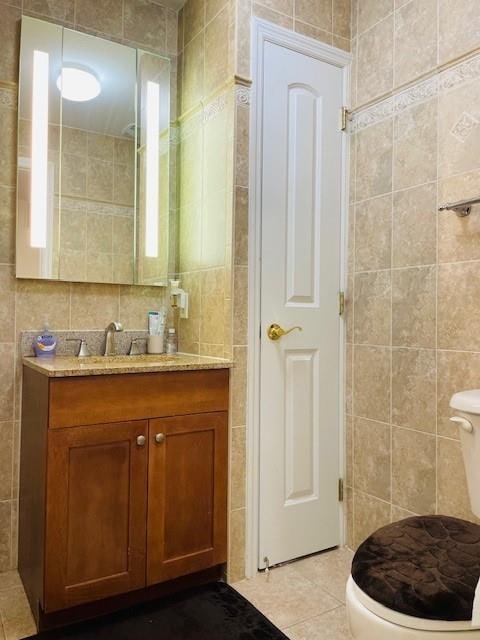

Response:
(145, 81), (160, 258)
(30, 50), (49, 249)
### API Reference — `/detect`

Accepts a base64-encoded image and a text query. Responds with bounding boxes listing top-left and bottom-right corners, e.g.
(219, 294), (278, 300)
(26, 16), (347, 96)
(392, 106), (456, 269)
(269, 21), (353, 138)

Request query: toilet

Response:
(346, 389), (480, 638)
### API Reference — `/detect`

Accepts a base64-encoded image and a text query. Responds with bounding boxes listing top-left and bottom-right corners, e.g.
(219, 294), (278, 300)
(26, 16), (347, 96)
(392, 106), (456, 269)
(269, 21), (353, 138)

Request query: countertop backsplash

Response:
(21, 330), (150, 357)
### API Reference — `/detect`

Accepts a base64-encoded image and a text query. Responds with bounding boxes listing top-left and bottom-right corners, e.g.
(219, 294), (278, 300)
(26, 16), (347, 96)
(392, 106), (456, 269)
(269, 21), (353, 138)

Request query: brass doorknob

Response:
(155, 433), (165, 444)
(267, 323), (303, 341)
(136, 435), (146, 447)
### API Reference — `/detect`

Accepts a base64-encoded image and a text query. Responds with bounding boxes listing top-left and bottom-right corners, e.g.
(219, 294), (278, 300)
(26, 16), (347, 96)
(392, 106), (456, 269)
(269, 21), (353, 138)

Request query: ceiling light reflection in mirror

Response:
(30, 49), (49, 249)
(56, 66), (101, 102)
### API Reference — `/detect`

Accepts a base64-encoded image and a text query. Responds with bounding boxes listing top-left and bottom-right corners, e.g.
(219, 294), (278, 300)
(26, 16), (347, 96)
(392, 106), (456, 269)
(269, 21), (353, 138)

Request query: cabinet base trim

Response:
(36, 565), (225, 632)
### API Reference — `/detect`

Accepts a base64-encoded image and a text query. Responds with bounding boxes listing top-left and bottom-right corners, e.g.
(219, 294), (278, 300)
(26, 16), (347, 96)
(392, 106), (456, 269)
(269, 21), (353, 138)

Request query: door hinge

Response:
(339, 291), (345, 316)
(338, 478), (344, 502)
(340, 106), (349, 131)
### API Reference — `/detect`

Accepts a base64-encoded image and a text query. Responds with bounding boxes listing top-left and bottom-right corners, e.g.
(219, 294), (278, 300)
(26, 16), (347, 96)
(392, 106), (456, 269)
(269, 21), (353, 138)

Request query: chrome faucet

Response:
(104, 322), (123, 356)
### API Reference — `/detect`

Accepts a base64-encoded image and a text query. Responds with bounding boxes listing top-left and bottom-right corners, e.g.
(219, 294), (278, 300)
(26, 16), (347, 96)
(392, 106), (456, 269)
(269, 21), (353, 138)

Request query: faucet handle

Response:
(66, 338), (91, 357)
(129, 337), (146, 356)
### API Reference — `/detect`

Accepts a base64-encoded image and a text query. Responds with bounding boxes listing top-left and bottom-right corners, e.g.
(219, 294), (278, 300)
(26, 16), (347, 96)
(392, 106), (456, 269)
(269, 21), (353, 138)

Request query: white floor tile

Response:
(285, 606), (352, 640)
(233, 562), (341, 629)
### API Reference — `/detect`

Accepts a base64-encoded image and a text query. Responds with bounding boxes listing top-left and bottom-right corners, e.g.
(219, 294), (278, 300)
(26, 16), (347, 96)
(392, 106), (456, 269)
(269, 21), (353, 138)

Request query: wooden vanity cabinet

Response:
(147, 413), (228, 585)
(45, 420), (149, 612)
(19, 366), (229, 624)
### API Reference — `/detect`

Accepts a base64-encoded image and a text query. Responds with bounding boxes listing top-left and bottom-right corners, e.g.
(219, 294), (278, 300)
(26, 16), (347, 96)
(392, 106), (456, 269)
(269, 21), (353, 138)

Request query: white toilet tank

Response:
(450, 390), (480, 518)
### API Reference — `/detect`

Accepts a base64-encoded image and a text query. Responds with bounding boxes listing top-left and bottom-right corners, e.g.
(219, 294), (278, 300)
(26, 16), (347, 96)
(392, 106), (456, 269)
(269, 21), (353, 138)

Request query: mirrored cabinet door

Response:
(16, 16), (171, 287)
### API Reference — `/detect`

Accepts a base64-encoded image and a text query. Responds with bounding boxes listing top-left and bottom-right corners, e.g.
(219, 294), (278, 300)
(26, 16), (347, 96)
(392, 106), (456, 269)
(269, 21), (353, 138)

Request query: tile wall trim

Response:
(60, 197), (135, 218)
(351, 52), (480, 133)
(177, 87), (231, 142)
(177, 84), (251, 144)
(177, 81), (251, 142)
(204, 92), (227, 122)
(234, 74), (252, 87)
(235, 85), (251, 106)
(170, 123), (180, 145)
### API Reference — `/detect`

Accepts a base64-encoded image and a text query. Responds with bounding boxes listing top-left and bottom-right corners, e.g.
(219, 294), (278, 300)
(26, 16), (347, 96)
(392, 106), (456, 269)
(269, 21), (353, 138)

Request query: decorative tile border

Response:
(204, 92), (227, 122)
(438, 55), (480, 93)
(170, 124), (180, 145)
(178, 89), (230, 142)
(351, 96), (396, 133)
(351, 53), (480, 133)
(59, 196), (134, 218)
(235, 85), (251, 107)
(176, 80), (250, 142)
(85, 200), (134, 218)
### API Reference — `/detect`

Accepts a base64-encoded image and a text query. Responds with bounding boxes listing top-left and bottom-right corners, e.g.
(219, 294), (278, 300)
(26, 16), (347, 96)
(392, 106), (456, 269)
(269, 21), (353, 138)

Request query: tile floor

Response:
(0, 547), (353, 639)
(233, 547), (354, 639)
(0, 571), (36, 640)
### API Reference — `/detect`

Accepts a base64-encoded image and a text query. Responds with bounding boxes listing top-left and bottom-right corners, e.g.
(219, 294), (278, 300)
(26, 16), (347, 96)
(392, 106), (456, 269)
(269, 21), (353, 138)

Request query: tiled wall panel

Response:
(348, 38), (480, 547)
(351, 0), (480, 109)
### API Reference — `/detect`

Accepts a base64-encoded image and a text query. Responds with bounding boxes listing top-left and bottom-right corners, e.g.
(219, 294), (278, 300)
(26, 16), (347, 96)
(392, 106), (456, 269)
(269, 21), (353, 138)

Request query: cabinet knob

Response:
(136, 435), (146, 447)
(155, 433), (165, 444)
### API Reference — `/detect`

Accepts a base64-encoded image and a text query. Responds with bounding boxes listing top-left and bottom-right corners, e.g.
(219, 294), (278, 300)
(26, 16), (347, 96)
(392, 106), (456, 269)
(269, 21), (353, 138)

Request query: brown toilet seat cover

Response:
(351, 515), (480, 621)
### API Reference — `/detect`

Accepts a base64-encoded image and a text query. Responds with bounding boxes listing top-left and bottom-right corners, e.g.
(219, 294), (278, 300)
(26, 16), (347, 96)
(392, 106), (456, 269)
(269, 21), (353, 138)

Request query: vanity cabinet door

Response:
(44, 421), (148, 612)
(147, 413), (228, 585)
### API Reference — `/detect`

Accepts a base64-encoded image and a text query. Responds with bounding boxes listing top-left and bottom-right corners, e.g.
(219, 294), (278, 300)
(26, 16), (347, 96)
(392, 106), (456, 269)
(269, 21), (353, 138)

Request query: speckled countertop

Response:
(23, 353), (234, 378)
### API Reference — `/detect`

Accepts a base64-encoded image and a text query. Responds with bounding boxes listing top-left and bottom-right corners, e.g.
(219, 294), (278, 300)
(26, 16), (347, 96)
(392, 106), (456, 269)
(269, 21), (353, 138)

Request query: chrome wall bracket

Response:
(439, 195), (480, 217)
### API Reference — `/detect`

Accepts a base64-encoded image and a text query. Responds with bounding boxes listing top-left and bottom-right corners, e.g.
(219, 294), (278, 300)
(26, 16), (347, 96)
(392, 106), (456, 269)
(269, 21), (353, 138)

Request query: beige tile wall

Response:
(227, 81), (249, 581)
(237, 0), (350, 57)
(176, 0), (235, 360)
(0, 0), (177, 571)
(351, 0), (480, 109)
(347, 3), (480, 546)
(176, 0), (249, 581)
(235, 0), (351, 82)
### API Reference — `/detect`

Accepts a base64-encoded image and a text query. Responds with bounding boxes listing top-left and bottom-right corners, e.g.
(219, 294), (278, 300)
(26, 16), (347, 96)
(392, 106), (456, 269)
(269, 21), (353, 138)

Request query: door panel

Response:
(286, 86), (322, 307)
(45, 421), (148, 611)
(147, 412), (228, 585)
(259, 41), (343, 567)
(66, 442), (131, 584)
(284, 349), (319, 505)
(164, 429), (215, 558)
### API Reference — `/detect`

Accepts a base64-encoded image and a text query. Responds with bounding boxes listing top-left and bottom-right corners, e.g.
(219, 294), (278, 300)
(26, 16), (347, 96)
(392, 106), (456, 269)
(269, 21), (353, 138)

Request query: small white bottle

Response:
(166, 328), (178, 355)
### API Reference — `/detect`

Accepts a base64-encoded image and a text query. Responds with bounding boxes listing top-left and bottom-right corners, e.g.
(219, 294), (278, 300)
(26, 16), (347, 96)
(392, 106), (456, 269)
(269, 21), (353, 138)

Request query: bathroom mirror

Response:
(16, 16), (171, 286)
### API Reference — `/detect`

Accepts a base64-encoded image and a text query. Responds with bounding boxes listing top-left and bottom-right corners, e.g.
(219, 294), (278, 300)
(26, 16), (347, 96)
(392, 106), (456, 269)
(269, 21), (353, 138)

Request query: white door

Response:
(258, 40), (344, 568)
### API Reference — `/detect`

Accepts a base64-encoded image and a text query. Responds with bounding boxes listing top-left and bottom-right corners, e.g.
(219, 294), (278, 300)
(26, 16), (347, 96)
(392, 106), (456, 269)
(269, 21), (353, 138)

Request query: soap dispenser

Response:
(33, 326), (58, 358)
(170, 280), (189, 319)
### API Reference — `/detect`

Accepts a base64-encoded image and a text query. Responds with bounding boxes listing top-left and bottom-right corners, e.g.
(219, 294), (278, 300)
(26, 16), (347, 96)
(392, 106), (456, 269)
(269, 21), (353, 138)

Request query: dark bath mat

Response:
(26, 582), (289, 640)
